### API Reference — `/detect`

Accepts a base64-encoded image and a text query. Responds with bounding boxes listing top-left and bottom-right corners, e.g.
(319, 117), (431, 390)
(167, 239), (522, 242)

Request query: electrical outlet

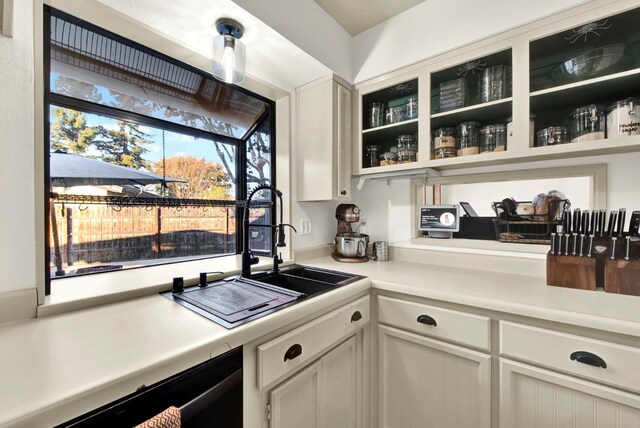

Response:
(300, 218), (312, 235)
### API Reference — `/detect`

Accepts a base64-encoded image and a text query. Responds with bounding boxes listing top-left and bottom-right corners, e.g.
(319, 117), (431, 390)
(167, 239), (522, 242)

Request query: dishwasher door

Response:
(56, 347), (242, 428)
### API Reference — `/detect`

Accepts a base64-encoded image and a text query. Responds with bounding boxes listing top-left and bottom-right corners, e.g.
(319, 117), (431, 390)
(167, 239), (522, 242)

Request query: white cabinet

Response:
(501, 359), (640, 428)
(297, 75), (352, 201)
(377, 295), (491, 428)
(500, 321), (640, 427)
(270, 335), (359, 428)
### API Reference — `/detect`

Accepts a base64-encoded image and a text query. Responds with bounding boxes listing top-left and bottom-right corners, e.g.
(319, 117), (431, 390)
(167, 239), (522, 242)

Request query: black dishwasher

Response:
(56, 347), (242, 427)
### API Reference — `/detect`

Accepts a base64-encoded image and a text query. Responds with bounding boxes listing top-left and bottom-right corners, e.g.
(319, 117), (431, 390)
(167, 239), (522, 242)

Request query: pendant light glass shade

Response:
(212, 19), (246, 84)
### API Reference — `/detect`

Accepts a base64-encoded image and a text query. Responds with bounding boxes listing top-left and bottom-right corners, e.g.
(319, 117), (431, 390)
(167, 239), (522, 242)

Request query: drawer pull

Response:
(351, 311), (363, 322)
(284, 344), (303, 361)
(417, 314), (437, 327)
(570, 351), (607, 369)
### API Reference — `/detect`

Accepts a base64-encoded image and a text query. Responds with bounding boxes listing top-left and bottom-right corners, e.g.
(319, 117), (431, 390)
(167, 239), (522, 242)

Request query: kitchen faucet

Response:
(241, 184), (296, 277)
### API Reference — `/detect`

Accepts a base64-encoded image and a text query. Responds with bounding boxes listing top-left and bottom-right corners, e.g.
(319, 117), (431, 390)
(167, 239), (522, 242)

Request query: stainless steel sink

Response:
(162, 265), (364, 329)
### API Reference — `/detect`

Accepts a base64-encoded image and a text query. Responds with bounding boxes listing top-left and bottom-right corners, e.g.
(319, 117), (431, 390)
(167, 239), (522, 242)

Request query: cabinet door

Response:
(335, 82), (351, 200)
(270, 360), (322, 428)
(501, 359), (640, 428)
(378, 325), (491, 428)
(270, 335), (360, 428)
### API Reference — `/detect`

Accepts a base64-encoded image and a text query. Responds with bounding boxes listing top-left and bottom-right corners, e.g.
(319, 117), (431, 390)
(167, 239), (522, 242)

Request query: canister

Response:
(405, 97), (418, 119)
(386, 105), (406, 124)
(479, 65), (512, 103)
(369, 102), (385, 128)
(367, 145), (380, 167)
(535, 127), (568, 147)
(606, 98), (640, 137)
(433, 127), (456, 149)
(568, 104), (605, 143)
(506, 115), (535, 147)
(479, 124), (506, 153)
(456, 121), (480, 156)
(434, 147), (457, 159)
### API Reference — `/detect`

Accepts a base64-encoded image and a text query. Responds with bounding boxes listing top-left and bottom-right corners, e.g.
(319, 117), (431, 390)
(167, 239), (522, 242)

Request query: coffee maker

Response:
(332, 204), (369, 263)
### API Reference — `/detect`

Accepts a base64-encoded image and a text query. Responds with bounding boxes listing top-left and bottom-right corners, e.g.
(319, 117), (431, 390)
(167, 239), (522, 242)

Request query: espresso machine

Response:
(332, 204), (369, 263)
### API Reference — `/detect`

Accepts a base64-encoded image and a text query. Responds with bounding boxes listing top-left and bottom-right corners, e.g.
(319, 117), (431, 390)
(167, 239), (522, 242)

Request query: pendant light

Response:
(212, 18), (246, 84)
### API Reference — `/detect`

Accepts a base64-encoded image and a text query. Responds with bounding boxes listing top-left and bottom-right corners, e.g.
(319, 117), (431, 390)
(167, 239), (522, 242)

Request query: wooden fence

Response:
(49, 204), (237, 269)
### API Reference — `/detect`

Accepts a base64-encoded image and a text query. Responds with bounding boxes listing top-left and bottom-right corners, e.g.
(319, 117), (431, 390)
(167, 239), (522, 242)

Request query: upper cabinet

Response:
(297, 75), (352, 201)
(354, 1), (640, 175)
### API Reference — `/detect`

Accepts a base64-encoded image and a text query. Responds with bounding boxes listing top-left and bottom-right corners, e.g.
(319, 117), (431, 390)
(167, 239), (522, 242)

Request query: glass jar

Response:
(456, 121), (480, 156)
(386, 105), (406, 124)
(568, 104), (605, 143)
(381, 152), (398, 166)
(405, 97), (418, 119)
(434, 147), (457, 159)
(369, 102), (385, 128)
(535, 127), (569, 147)
(433, 127), (456, 149)
(367, 145), (380, 167)
(606, 98), (640, 138)
(479, 124), (507, 153)
(478, 65), (512, 103)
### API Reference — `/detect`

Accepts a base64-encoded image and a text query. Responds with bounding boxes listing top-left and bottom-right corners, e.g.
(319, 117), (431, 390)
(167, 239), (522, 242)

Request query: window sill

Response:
(39, 255), (287, 317)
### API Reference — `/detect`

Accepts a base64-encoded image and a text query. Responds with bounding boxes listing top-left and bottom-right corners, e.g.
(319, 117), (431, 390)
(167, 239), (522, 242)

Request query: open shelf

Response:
(430, 98), (513, 129)
(362, 118), (419, 134)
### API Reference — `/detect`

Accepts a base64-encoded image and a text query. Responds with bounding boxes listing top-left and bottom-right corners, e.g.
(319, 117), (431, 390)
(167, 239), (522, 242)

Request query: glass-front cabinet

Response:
(354, 1), (640, 176)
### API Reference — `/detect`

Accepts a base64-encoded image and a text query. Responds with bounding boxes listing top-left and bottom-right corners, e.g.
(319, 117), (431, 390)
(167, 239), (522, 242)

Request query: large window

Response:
(45, 8), (274, 289)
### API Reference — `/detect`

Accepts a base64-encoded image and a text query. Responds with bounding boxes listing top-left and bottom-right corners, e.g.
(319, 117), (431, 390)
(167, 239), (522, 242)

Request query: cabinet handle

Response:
(570, 351), (607, 369)
(284, 344), (303, 361)
(351, 311), (362, 322)
(340, 190), (347, 196)
(416, 314), (437, 326)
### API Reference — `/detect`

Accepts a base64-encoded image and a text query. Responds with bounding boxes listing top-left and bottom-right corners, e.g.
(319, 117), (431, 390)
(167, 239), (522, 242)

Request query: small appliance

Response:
(333, 204), (369, 263)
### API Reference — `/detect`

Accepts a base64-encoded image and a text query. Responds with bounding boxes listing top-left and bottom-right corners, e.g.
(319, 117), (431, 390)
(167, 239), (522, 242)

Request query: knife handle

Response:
(587, 235), (594, 257)
(618, 208), (626, 237)
(579, 235), (585, 257)
(610, 237), (617, 260)
(550, 233), (556, 255)
(625, 236), (631, 261)
(607, 211), (616, 237)
(581, 211), (589, 235)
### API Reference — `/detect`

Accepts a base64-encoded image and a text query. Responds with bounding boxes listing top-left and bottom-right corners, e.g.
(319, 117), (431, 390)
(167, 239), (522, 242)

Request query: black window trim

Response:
(43, 6), (276, 294)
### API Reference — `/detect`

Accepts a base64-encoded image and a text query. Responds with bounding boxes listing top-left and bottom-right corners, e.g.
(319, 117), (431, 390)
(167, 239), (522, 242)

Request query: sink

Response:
(162, 265), (364, 329)
(249, 265), (364, 297)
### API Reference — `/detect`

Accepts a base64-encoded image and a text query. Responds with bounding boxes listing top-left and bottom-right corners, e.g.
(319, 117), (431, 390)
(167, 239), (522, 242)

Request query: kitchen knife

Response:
(607, 210), (617, 237)
(572, 233), (578, 256)
(550, 232), (556, 255)
(579, 234), (585, 257)
(599, 209), (606, 237)
(630, 211), (640, 236)
(587, 235), (594, 257)
(564, 233), (570, 256)
(573, 208), (580, 236)
(589, 210), (596, 236)
(625, 236), (631, 261)
(617, 208), (626, 237)
(610, 237), (617, 260)
(581, 210), (589, 235)
(565, 210), (572, 235)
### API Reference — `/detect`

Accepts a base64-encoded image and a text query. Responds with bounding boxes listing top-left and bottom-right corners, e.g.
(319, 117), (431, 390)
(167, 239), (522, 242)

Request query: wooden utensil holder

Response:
(546, 253), (597, 291)
(605, 259), (640, 296)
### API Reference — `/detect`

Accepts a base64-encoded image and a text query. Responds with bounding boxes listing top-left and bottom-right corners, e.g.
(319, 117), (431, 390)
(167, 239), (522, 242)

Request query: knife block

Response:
(546, 253), (597, 291)
(605, 259), (640, 296)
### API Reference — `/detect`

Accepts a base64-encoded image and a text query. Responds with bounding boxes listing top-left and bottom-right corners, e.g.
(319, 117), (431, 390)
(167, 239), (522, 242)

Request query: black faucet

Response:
(241, 184), (296, 277)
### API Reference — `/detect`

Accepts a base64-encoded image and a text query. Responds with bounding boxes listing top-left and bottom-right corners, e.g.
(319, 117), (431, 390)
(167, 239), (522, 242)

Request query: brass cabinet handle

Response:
(284, 344), (303, 361)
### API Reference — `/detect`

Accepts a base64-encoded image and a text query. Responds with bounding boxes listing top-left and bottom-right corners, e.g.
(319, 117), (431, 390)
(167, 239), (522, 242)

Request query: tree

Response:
(93, 120), (151, 169)
(148, 155), (232, 200)
(50, 107), (97, 153)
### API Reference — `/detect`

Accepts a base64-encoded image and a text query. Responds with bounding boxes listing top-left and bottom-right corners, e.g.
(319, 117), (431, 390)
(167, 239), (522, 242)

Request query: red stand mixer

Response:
(332, 204), (369, 263)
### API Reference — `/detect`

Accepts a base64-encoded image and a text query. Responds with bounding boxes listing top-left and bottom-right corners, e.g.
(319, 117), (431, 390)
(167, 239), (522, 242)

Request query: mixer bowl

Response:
(549, 43), (633, 84)
(335, 233), (369, 258)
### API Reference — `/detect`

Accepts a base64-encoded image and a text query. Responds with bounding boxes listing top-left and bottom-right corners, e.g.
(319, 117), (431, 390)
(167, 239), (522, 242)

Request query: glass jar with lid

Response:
(433, 127), (456, 149)
(366, 145), (380, 167)
(397, 134), (417, 163)
(479, 124), (507, 153)
(535, 127), (569, 147)
(405, 97), (418, 119)
(568, 104), (605, 143)
(456, 121), (480, 156)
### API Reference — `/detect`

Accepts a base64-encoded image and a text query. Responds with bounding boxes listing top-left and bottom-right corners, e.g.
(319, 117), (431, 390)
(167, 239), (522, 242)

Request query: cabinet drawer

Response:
(257, 295), (369, 390)
(378, 296), (491, 351)
(500, 321), (640, 393)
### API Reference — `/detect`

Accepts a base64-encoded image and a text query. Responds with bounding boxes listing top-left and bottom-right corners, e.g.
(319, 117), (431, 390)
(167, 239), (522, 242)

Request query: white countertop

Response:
(1, 253), (639, 426)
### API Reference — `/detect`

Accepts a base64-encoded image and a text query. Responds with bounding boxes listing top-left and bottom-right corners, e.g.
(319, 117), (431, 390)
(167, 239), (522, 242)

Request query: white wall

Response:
(0, 2), (36, 294)
(351, 0), (592, 83)
(351, 153), (640, 244)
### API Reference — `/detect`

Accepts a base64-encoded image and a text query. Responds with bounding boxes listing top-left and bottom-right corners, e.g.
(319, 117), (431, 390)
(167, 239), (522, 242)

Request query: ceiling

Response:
(313, 0), (427, 36)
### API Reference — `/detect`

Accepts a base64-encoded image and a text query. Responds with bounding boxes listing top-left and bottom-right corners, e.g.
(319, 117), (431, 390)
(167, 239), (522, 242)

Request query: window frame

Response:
(43, 6), (276, 294)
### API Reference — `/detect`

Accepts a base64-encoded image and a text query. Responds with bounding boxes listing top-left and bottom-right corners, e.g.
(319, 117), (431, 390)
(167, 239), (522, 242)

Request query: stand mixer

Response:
(332, 204), (369, 263)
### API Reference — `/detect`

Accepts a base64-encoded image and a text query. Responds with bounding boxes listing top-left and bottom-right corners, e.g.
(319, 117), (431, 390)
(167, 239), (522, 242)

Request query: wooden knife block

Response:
(546, 253), (597, 291)
(605, 259), (640, 296)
